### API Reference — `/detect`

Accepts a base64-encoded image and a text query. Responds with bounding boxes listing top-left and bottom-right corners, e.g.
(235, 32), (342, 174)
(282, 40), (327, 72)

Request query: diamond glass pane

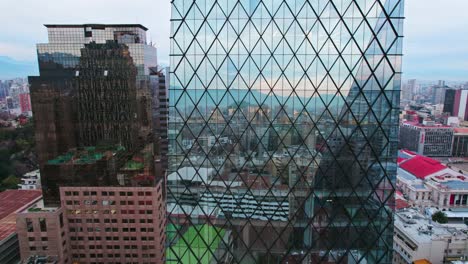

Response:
(168, 0), (404, 263)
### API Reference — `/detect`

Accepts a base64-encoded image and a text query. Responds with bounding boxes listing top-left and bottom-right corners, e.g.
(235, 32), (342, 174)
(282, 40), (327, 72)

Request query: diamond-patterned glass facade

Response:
(168, 0), (404, 263)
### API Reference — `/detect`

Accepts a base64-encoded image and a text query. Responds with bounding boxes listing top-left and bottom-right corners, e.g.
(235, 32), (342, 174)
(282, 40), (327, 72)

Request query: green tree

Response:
(1, 175), (20, 190)
(432, 211), (448, 224)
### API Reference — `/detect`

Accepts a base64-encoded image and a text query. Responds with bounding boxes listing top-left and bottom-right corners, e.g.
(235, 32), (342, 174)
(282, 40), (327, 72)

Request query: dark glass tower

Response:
(169, 1), (404, 263)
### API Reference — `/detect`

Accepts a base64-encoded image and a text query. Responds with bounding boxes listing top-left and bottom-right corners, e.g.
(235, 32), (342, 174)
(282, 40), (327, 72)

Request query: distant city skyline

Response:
(0, 0), (467, 81)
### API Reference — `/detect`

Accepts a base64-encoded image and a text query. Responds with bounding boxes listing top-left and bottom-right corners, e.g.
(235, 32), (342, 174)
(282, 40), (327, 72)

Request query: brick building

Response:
(16, 184), (166, 264)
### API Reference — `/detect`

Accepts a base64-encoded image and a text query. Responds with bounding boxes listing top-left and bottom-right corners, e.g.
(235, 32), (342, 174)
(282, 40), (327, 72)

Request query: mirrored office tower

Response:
(168, 1), (403, 263)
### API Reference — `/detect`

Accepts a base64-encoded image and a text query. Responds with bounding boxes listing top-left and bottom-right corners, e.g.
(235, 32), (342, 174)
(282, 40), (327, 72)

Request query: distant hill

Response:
(0, 56), (38, 80)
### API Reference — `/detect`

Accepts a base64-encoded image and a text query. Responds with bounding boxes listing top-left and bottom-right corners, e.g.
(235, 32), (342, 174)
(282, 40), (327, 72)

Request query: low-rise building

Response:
(18, 170), (41, 190)
(453, 128), (468, 157)
(393, 208), (468, 264)
(0, 190), (42, 264)
(16, 201), (67, 263)
(16, 183), (166, 264)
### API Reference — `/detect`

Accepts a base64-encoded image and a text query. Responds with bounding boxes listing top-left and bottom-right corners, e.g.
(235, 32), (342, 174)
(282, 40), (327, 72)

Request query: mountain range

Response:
(0, 56), (38, 80)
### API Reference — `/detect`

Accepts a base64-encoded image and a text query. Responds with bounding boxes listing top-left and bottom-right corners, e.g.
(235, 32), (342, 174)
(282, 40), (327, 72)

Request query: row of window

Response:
(65, 200), (153, 206)
(68, 218), (154, 224)
(28, 237), (48, 241)
(26, 217), (48, 232)
(64, 191), (153, 196)
(71, 244), (156, 250)
(70, 236), (156, 241)
(69, 227), (155, 232)
(29, 246), (48, 251)
(67, 209), (154, 215)
(73, 253), (157, 259)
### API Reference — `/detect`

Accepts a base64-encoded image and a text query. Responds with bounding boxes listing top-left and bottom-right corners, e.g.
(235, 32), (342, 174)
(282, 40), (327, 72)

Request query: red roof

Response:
(397, 157), (407, 164)
(454, 128), (468, 134)
(401, 149), (417, 156)
(0, 190), (42, 241)
(399, 156), (447, 179)
(0, 190), (42, 219)
(396, 199), (410, 210)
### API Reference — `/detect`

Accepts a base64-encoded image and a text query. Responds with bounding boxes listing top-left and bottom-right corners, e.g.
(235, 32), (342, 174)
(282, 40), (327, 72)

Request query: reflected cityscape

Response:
(168, 0), (403, 263)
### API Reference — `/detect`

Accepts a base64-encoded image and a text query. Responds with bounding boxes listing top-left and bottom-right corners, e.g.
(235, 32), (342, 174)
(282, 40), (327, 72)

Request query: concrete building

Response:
(16, 202), (67, 263)
(0, 190), (42, 264)
(397, 150), (468, 210)
(453, 128), (468, 157)
(16, 183), (165, 264)
(399, 121), (454, 157)
(61, 185), (165, 264)
(444, 89), (468, 122)
(18, 170), (41, 190)
(393, 208), (468, 264)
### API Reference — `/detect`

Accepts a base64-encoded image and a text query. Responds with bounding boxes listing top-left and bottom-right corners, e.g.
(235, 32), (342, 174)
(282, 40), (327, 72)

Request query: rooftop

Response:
(440, 180), (468, 191)
(47, 145), (125, 165)
(168, 167), (216, 183)
(395, 209), (457, 244)
(399, 155), (447, 179)
(0, 190), (42, 241)
(403, 121), (451, 129)
(454, 128), (468, 134)
(44, 24), (148, 31)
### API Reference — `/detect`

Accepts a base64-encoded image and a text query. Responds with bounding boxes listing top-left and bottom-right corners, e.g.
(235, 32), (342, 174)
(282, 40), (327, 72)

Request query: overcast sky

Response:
(0, 0), (467, 81)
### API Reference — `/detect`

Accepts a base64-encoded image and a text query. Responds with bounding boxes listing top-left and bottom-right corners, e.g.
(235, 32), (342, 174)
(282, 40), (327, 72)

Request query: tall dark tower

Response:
(75, 42), (139, 152)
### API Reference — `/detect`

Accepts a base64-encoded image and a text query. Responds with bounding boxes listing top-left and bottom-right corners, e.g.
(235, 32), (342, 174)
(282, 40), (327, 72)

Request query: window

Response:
(26, 218), (34, 232)
(59, 213), (64, 228)
(41, 237), (48, 241)
(28, 237), (35, 241)
(39, 218), (47, 232)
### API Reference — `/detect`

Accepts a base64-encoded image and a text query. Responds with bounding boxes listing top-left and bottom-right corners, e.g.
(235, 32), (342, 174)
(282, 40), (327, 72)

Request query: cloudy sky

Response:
(0, 0), (467, 81)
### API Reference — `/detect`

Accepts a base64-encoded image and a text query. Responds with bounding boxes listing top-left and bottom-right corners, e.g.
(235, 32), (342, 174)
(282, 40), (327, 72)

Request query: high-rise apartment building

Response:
(443, 89), (468, 121)
(19, 24), (167, 263)
(169, 1), (404, 263)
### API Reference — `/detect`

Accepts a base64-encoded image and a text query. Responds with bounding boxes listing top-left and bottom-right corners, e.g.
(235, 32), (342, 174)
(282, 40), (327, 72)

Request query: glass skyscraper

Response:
(168, 1), (404, 263)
